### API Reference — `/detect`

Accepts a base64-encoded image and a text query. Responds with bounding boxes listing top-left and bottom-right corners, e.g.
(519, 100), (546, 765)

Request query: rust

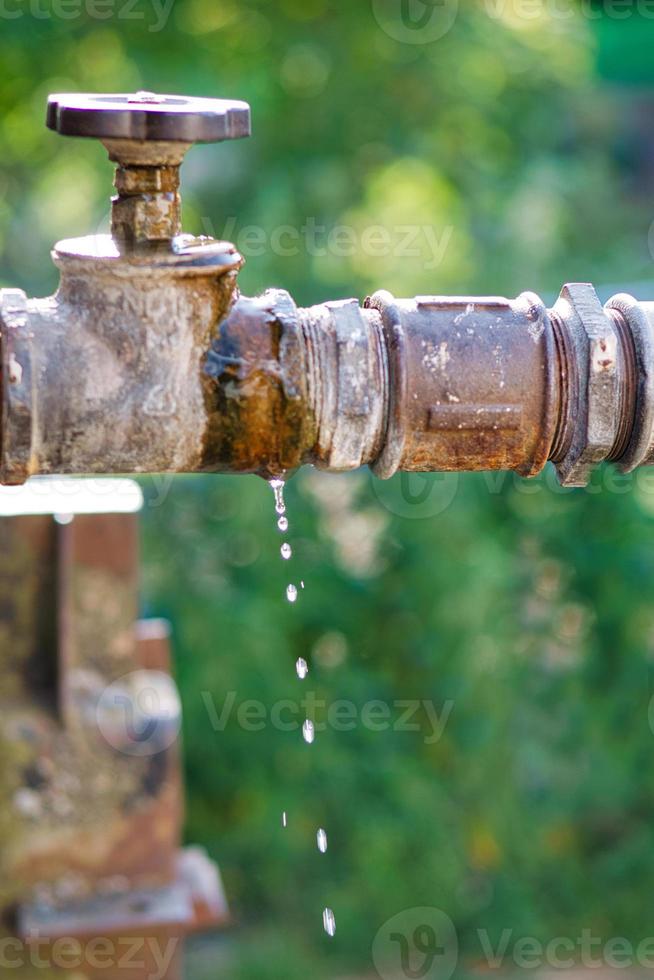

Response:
(0, 499), (227, 977)
(4, 90), (654, 489)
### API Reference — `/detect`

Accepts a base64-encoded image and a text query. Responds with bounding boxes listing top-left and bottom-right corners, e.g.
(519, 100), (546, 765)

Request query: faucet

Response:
(1, 90), (652, 488)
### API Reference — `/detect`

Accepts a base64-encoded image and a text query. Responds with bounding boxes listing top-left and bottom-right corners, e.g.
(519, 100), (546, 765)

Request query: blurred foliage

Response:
(4, 1), (654, 977)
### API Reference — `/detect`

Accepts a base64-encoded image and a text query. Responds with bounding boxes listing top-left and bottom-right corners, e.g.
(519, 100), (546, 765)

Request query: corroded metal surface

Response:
(549, 283), (621, 486)
(365, 290), (558, 479)
(1, 514), (182, 900)
(4, 90), (654, 489)
(199, 284), (650, 487)
(4, 273), (654, 487)
(0, 507), (228, 980)
(47, 92), (250, 247)
(0, 236), (242, 484)
(13, 848), (227, 980)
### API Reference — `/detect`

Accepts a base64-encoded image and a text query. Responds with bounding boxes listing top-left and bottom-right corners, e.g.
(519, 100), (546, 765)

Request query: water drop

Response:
(296, 657), (308, 680)
(323, 907), (336, 937)
(269, 478), (286, 516)
(302, 719), (315, 744)
(282, 811), (287, 828)
(277, 515), (289, 533)
(281, 542), (292, 560)
(317, 828), (328, 853)
(286, 584), (298, 603)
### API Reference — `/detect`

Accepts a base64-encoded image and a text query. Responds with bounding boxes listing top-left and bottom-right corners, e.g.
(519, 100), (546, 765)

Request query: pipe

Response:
(202, 284), (648, 487)
(2, 273), (652, 487)
(3, 91), (652, 488)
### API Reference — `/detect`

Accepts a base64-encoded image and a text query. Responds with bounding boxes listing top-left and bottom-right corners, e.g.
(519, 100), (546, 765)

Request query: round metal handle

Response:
(46, 91), (252, 246)
(46, 91), (251, 144)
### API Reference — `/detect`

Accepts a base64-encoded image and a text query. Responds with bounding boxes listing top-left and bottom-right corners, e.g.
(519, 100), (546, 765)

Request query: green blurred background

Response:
(4, 2), (654, 977)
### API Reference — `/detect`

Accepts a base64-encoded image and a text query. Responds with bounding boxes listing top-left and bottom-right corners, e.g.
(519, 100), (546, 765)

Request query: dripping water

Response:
(323, 907), (336, 937)
(302, 719), (315, 744)
(270, 478), (286, 515)
(269, 477), (336, 939)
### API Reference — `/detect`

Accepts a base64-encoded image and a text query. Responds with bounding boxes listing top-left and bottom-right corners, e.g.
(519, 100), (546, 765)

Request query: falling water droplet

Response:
(302, 719), (315, 744)
(281, 542), (292, 560)
(317, 828), (328, 853)
(277, 515), (288, 533)
(296, 657), (308, 680)
(323, 907), (336, 937)
(269, 478), (286, 516)
(286, 584), (298, 603)
(282, 811), (287, 828)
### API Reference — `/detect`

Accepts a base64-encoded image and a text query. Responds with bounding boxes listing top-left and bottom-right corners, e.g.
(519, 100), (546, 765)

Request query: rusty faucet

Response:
(1, 91), (652, 488)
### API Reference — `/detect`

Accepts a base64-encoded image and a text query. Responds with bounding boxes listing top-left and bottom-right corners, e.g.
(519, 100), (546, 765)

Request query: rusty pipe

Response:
(199, 283), (648, 487)
(1, 276), (652, 488)
(2, 91), (651, 488)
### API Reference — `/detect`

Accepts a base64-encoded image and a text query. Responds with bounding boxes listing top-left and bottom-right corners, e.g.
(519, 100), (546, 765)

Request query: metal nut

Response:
(552, 283), (620, 487)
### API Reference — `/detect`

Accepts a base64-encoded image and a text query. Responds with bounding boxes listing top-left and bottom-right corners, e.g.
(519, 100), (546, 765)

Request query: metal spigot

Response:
(1, 91), (253, 485)
(46, 91), (250, 245)
(2, 90), (654, 487)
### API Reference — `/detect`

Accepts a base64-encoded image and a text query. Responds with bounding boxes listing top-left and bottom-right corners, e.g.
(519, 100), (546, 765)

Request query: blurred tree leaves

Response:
(4, 2), (654, 977)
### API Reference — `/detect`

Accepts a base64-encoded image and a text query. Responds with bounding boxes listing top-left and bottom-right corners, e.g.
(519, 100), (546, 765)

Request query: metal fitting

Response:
(3, 91), (654, 488)
(199, 285), (654, 486)
(549, 283), (623, 485)
(201, 289), (558, 480)
(0, 236), (243, 484)
(46, 92), (250, 246)
(604, 293), (654, 472)
(364, 290), (557, 480)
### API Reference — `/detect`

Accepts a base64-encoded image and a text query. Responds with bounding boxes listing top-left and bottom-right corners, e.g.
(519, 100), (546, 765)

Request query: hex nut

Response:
(552, 283), (619, 487)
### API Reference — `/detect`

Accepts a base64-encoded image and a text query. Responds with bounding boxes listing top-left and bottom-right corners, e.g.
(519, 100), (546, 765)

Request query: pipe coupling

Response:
(202, 284), (654, 485)
(4, 280), (654, 485)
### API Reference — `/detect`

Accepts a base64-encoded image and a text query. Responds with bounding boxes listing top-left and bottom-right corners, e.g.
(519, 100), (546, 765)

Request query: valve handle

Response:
(46, 91), (251, 144)
(46, 91), (251, 245)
